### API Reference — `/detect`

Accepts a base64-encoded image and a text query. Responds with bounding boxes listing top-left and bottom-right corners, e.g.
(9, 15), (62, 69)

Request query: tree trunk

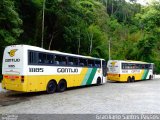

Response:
(78, 29), (81, 54)
(48, 31), (57, 50)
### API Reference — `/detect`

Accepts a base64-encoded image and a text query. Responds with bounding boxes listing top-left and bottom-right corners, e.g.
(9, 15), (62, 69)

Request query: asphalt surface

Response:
(0, 79), (160, 114)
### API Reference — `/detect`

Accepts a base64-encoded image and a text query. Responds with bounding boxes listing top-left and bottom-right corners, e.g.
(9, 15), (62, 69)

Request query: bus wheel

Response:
(57, 80), (67, 92)
(96, 77), (101, 86)
(46, 80), (57, 94)
(131, 76), (135, 82)
(127, 76), (132, 83)
(149, 75), (152, 80)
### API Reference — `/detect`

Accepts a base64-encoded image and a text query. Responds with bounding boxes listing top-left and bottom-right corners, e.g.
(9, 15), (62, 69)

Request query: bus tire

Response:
(96, 77), (101, 86)
(127, 76), (131, 83)
(149, 75), (152, 80)
(131, 76), (135, 82)
(46, 80), (57, 94)
(57, 80), (67, 92)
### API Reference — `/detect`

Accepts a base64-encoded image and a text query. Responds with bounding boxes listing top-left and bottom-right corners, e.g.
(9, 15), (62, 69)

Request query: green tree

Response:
(0, 0), (23, 81)
(0, 0), (23, 46)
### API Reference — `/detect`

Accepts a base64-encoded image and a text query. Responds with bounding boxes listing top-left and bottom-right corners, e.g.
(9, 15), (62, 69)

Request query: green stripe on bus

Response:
(142, 69), (149, 80)
(86, 68), (97, 85)
(81, 68), (92, 85)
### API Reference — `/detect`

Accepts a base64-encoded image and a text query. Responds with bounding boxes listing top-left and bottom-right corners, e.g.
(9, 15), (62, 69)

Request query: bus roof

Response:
(108, 60), (153, 64)
(7, 44), (104, 60)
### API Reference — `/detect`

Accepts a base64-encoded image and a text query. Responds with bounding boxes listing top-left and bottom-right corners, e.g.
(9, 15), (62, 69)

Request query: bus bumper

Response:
(2, 82), (27, 92)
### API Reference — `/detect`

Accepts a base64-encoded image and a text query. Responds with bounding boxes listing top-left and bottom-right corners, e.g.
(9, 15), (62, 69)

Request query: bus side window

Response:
(79, 63), (84, 66)
(68, 57), (78, 66)
(55, 55), (67, 66)
(79, 58), (84, 66)
(126, 63), (132, 69)
(138, 64), (141, 69)
(38, 53), (46, 64)
(68, 62), (73, 66)
(55, 55), (60, 65)
(135, 64), (139, 69)
(47, 54), (54, 64)
(142, 64), (145, 69)
(61, 56), (67, 65)
(122, 63), (125, 69)
(73, 58), (78, 66)
(68, 57), (74, 66)
(79, 58), (87, 67)
(84, 59), (88, 66)
(125, 63), (128, 69)
(132, 64), (136, 69)
(145, 64), (149, 69)
(28, 51), (37, 64)
(95, 60), (101, 68)
(88, 59), (94, 67)
(149, 64), (152, 69)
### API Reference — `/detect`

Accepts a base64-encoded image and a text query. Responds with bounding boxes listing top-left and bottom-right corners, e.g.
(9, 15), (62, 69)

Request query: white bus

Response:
(2, 45), (107, 93)
(107, 60), (154, 82)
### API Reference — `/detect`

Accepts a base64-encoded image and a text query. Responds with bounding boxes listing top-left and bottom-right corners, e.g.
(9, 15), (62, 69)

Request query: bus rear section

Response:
(2, 45), (27, 92)
(107, 60), (121, 81)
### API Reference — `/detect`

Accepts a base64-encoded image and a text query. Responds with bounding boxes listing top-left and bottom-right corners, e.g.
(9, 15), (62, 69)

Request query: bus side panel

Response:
(80, 67), (104, 85)
(25, 69), (89, 92)
(146, 69), (153, 79)
(25, 67), (103, 92)
(27, 76), (41, 92)
(76, 68), (88, 86)
(92, 68), (105, 84)
(120, 73), (143, 82)
(141, 69), (153, 80)
(120, 69), (151, 81)
(108, 70), (147, 82)
(3, 68), (104, 92)
(26, 75), (76, 92)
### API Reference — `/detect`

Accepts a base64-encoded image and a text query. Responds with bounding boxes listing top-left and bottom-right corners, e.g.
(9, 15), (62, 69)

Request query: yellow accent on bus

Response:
(2, 68), (90, 92)
(107, 70), (145, 82)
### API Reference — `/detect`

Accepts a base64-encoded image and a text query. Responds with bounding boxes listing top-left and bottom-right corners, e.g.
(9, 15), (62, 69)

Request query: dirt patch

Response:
(0, 92), (29, 107)
(0, 91), (47, 107)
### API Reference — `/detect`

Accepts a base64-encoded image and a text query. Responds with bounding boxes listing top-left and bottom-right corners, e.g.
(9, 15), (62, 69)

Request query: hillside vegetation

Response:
(0, 0), (160, 76)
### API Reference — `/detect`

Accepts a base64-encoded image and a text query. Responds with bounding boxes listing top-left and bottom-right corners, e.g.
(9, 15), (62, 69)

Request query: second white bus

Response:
(107, 60), (154, 82)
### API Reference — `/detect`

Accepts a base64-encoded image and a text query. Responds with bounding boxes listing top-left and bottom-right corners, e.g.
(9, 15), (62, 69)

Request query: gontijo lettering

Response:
(5, 59), (20, 62)
(57, 68), (78, 73)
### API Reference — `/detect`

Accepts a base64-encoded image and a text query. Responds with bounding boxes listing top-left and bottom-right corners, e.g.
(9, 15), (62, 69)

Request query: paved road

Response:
(0, 79), (160, 114)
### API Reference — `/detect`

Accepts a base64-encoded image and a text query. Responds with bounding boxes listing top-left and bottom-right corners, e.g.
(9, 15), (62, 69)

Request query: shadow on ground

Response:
(0, 91), (46, 107)
(0, 84), (101, 107)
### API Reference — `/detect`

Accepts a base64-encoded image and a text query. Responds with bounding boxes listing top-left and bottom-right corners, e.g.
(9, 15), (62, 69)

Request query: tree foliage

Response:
(0, 0), (160, 74)
(0, 0), (23, 79)
(0, 0), (23, 45)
